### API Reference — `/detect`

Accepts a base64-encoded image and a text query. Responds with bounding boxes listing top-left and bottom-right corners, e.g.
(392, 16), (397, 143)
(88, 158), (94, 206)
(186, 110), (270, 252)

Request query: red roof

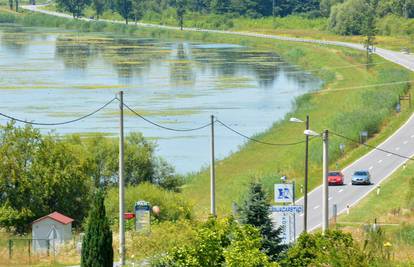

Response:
(32, 212), (74, 225)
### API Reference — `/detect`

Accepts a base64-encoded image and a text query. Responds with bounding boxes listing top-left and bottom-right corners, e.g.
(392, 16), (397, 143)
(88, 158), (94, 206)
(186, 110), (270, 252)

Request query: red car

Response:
(328, 171), (344, 185)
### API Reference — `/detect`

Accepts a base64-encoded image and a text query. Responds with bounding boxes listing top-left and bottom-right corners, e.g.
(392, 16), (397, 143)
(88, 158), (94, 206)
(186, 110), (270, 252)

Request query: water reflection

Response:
(0, 26), (322, 173)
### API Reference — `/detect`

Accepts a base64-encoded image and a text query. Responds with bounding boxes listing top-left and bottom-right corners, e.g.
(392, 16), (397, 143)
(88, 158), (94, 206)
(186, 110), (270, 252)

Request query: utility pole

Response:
(118, 91), (125, 265)
(210, 115), (216, 216)
(322, 129), (329, 233)
(303, 115), (309, 233)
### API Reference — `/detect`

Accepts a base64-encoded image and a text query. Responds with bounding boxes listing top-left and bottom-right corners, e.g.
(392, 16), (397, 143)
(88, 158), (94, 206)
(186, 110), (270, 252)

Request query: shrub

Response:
(156, 218), (277, 267)
(105, 183), (192, 223)
(280, 230), (369, 267)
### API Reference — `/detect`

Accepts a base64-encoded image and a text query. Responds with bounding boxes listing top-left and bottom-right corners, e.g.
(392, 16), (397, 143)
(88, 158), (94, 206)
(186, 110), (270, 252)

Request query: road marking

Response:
(396, 147), (400, 151)
(328, 197), (333, 200)
(313, 205), (320, 210)
(387, 153), (392, 157)
(411, 134), (414, 138)
(404, 140), (409, 144)
(378, 159), (383, 163)
(338, 189), (344, 193)
(299, 214), (304, 217)
(369, 166), (373, 170)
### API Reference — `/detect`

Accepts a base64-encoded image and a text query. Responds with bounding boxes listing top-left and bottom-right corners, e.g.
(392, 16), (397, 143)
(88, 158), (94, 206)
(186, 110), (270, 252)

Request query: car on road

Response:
(351, 170), (371, 185)
(328, 171), (344, 185)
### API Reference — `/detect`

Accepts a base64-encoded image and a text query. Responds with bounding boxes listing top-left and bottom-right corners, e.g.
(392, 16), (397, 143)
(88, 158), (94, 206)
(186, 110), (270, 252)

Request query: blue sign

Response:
(270, 205), (303, 214)
(274, 183), (294, 203)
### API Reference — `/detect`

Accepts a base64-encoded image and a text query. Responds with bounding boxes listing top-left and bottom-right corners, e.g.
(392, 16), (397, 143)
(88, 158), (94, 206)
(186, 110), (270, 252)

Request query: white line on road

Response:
(338, 189), (344, 193)
(299, 214), (304, 217)
(328, 197), (333, 200)
(369, 166), (373, 170)
(396, 147), (400, 151)
(313, 205), (320, 210)
(404, 140), (409, 144)
(378, 159), (383, 163)
(387, 153), (392, 157)
(411, 134), (414, 138)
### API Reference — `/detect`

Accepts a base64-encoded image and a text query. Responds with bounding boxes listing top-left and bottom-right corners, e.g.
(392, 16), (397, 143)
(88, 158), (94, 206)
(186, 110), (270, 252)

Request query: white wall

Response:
(32, 218), (72, 252)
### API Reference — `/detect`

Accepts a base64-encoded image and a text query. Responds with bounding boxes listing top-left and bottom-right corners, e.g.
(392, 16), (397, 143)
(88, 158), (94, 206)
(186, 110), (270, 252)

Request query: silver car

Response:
(351, 170), (371, 185)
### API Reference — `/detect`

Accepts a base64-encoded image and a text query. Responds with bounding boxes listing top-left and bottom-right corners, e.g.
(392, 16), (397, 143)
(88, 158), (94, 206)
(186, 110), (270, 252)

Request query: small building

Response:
(32, 212), (74, 253)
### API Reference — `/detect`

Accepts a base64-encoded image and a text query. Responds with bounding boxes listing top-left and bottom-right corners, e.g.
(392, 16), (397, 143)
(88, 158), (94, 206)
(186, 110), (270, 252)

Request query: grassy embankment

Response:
(335, 161), (414, 265)
(1, 9), (413, 217)
(39, 3), (414, 52)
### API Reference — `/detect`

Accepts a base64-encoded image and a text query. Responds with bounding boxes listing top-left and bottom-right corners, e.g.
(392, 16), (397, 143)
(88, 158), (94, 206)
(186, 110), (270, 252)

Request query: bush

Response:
(156, 218), (278, 267)
(280, 230), (369, 267)
(105, 183), (192, 223)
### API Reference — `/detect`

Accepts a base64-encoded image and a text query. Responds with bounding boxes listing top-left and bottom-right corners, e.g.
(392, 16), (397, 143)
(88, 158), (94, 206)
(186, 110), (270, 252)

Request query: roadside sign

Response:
(274, 183), (294, 203)
(270, 205), (303, 214)
(134, 201), (151, 232)
(271, 213), (294, 244)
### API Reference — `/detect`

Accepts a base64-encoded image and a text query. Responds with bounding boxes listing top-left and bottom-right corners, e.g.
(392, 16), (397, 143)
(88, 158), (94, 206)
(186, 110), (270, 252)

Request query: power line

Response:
(216, 119), (309, 146)
(0, 97), (117, 126)
(123, 103), (212, 132)
(330, 131), (414, 161)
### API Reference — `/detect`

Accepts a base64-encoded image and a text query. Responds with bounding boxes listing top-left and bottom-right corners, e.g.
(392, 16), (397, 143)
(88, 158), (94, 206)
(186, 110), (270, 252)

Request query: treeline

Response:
(0, 122), (182, 233)
(52, 0), (414, 36)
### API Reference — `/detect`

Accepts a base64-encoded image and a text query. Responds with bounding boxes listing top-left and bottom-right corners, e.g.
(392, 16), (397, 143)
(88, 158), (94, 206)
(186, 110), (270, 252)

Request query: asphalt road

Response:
(21, 5), (414, 236)
(294, 114), (414, 236)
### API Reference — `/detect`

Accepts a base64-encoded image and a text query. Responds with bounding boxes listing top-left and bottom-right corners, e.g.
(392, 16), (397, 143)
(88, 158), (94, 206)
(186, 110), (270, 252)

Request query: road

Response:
(21, 5), (414, 235)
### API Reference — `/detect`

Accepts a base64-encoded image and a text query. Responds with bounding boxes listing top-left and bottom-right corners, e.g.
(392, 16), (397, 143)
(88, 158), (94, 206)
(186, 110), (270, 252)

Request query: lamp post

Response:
(304, 129), (329, 234)
(290, 116), (310, 233)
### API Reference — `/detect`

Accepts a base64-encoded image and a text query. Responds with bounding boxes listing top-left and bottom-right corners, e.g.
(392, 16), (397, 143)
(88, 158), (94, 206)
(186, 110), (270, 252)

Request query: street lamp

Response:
(304, 128), (329, 234)
(290, 116), (310, 233)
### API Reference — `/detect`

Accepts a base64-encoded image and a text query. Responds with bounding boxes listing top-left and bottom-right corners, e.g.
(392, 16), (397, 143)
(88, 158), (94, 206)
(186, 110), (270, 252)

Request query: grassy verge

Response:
(336, 161), (414, 265)
(1, 9), (413, 218)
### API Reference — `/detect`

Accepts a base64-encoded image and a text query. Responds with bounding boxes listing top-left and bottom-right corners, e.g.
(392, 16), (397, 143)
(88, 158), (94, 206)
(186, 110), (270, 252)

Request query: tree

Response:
(0, 123), (92, 233)
(362, 0), (377, 65)
(8, 0), (13, 10)
(56, 0), (91, 18)
(14, 0), (19, 12)
(115, 0), (133, 24)
(176, 0), (186, 30)
(92, 0), (106, 19)
(239, 182), (285, 261)
(81, 190), (113, 267)
(131, 0), (144, 23)
(328, 0), (370, 35)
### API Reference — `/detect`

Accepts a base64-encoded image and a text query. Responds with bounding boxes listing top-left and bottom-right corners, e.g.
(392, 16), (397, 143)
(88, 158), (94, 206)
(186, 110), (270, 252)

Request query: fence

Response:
(0, 237), (80, 265)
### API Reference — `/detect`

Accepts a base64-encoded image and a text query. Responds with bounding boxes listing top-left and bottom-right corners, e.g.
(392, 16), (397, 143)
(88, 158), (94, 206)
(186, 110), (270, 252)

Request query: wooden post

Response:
(8, 240), (12, 259)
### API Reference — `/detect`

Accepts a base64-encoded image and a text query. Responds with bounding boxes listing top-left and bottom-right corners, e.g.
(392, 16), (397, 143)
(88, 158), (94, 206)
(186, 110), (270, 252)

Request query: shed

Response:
(32, 212), (74, 252)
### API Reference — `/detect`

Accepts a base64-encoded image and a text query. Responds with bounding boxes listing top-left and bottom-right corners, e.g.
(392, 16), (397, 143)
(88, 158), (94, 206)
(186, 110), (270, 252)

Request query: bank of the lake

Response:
(1, 10), (413, 217)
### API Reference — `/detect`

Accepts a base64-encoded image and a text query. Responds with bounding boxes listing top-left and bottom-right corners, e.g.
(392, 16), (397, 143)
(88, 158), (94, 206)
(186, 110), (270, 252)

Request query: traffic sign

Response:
(274, 183), (294, 203)
(272, 213), (294, 244)
(270, 205), (303, 214)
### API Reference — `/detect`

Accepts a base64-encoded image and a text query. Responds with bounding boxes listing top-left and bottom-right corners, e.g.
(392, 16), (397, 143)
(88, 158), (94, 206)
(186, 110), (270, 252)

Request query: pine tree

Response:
(81, 190), (113, 267)
(239, 182), (286, 261)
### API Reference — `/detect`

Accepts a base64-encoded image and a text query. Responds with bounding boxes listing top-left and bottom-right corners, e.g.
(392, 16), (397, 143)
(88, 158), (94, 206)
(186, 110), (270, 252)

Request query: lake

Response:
(0, 25), (322, 173)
